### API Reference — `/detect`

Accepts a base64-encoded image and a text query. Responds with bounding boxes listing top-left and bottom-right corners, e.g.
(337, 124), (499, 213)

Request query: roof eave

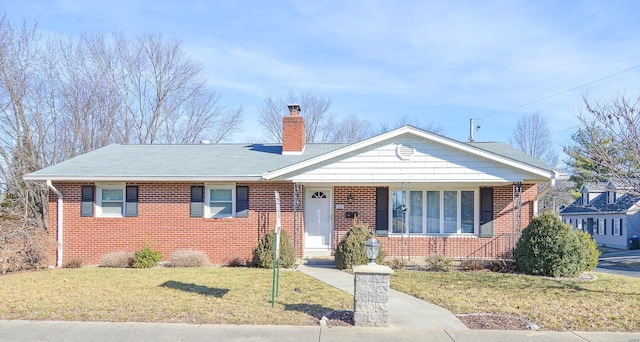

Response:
(22, 175), (265, 182)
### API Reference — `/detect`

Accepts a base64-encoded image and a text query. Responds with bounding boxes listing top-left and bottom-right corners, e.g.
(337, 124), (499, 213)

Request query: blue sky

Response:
(4, 1), (640, 165)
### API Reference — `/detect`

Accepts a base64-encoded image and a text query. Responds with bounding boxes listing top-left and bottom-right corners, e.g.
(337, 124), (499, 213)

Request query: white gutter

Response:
(46, 180), (63, 267)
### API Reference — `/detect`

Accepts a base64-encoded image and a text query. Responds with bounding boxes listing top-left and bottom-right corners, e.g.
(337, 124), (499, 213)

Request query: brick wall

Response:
(48, 181), (305, 266)
(48, 182), (538, 265)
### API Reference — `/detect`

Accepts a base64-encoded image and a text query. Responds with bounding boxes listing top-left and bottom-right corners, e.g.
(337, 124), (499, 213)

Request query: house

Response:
(560, 181), (640, 250)
(24, 105), (566, 267)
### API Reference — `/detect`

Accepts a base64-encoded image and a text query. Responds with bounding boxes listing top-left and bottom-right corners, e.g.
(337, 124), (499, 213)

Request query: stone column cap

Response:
(353, 264), (394, 274)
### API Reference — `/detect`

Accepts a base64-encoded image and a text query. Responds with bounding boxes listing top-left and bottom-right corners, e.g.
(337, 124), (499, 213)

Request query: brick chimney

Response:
(282, 104), (305, 155)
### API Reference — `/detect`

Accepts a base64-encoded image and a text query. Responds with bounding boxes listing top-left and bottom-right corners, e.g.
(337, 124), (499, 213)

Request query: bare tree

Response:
(571, 94), (640, 193)
(510, 112), (559, 166)
(330, 114), (375, 143)
(0, 13), (243, 224)
(258, 91), (332, 143)
(378, 115), (444, 134)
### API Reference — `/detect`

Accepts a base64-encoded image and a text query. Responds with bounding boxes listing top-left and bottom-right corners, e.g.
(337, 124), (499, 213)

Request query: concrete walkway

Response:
(297, 259), (468, 330)
(1, 320), (639, 342)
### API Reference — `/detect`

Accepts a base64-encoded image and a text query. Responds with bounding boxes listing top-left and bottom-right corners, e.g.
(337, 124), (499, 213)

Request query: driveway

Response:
(594, 249), (640, 278)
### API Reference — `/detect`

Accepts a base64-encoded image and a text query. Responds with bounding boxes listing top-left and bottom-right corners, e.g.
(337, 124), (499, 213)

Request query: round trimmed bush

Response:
(514, 213), (600, 277)
(252, 230), (296, 268)
(335, 225), (385, 270)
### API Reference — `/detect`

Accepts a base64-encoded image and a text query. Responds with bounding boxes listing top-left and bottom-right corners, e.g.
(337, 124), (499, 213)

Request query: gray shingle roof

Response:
(467, 142), (560, 173)
(24, 126), (564, 181)
(25, 143), (347, 180)
(560, 192), (640, 215)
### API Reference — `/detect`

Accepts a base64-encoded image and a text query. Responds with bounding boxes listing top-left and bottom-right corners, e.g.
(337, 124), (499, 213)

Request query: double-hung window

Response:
(97, 183), (125, 217)
(391, 189), (477, 235)
(613, 219), (622, 236)
(95, 183), (138, 217)
(205, 184), (235, 218)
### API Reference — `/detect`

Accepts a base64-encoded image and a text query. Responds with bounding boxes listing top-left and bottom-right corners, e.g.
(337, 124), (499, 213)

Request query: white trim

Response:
(205, 182), (236, 218)
(264, 125), (559, 180)
(96, 184), (125, 218)
(23, 175), (262, 182)
(47, 181), (63, 268)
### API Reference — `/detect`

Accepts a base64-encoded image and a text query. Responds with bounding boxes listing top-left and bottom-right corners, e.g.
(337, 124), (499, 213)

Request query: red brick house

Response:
(24, 105), (566, 266)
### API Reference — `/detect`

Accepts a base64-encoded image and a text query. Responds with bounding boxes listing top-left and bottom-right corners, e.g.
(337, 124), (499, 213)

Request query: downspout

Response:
(46, 180), (63, 267)
(533, 172), (558, 217)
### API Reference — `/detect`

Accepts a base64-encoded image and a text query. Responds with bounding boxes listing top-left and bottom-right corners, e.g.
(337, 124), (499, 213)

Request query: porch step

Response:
(304, 249), (332, 257)
(301, 256), (336, 268)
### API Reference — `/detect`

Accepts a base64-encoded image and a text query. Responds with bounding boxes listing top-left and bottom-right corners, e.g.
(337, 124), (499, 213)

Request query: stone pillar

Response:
(352, 264), (394, 327)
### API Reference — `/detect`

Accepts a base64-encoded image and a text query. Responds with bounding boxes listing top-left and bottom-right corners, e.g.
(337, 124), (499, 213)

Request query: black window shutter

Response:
(375, 187), (389, 236)
(125, 186), (138, 217)
(236, 186), (249, 217)
(190, 186), (204, 217)
(480, 188), (494, 237)
(81, 185), (94, 217)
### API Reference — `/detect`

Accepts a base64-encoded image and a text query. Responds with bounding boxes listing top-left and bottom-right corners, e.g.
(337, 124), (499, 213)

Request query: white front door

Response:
(305, 189), (332, 249)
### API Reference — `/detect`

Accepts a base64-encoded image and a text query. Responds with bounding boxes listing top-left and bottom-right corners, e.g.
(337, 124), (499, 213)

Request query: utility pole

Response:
(469, 118), (481, 142)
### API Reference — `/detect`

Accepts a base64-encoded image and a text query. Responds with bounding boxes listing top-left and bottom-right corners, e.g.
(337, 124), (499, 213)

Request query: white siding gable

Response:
(286, 136), (545, 183)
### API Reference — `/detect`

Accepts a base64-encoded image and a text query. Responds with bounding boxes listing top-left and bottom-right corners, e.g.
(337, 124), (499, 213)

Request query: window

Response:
(391, 189), (476, 235)
(597, 219), (605, 235)
(593, 219), (599, 235)
(391, 190), (406, 234)
(582, 193), (589, 205)
(96, 183), (138, 217)
(97, 186), (124, 217)
(576, 219), (582, 231)
(613, 219), (622, 236)
(607, 191), (616, 204)
(206, 184), (235, 218)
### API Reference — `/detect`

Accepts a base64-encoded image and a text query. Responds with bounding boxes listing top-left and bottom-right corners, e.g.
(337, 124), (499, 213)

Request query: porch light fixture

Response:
(347, 193), (354, 203)
(365, 237), (380, 265)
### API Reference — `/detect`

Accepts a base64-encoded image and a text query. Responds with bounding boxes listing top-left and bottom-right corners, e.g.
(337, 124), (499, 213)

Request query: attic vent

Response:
(396, 143), (415, 160)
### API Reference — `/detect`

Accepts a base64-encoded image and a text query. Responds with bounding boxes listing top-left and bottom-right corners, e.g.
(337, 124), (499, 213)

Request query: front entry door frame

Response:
(304, 188), (333, 251)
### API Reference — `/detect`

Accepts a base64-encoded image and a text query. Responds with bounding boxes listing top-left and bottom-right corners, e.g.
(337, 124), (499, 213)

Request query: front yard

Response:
(0, 267), (352, 325)
(391, 270), (640, 332)
(2, 266), (640, 331)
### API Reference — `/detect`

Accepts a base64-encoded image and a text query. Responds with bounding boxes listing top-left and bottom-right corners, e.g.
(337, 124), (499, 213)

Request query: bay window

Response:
(391, 189), (477, 235)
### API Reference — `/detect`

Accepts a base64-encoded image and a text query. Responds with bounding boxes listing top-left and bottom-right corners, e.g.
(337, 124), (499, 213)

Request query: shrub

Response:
(226, 257), (248, 267)
(132, 245), (163, 268)
(385, 258), (407, 270)
(424, 254), (453, 272)
(63, 258), (83, 269)
(576, 230), (600, 271)
(335, 225), (385, 270)
(486, 258), (517, 273)
(514, 213), (599, 277)
(168, 250), (209, 267)
(252, 230), (296, 269)
(0, 212), (54, 274)
(460, 259), (485, 271)
(100, 251), (134, 268)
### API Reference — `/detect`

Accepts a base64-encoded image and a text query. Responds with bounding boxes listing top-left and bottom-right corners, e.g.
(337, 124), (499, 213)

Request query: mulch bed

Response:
(456, 313), (538, 330)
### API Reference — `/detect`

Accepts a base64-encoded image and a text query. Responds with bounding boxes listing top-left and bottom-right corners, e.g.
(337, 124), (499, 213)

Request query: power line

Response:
(482, 64), (640, 119)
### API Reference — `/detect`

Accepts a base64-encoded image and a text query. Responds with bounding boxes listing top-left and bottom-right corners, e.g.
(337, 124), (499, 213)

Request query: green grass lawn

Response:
(0, 267), (352, 325)
(391, 270), (640, 332)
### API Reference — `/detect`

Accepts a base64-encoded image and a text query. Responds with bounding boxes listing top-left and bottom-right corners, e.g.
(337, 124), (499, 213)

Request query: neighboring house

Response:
(560, 181), (640, 250)
(24, 105), (566, 267)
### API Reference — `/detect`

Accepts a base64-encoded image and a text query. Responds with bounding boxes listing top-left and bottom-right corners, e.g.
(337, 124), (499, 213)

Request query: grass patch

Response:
(0, 267), (352, 325)
(391, 270), (640, 332)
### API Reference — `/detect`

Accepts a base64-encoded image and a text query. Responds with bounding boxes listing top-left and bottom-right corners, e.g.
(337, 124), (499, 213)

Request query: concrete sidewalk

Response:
(1, 320), (639, 342)
(297, 260), (468, 330)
